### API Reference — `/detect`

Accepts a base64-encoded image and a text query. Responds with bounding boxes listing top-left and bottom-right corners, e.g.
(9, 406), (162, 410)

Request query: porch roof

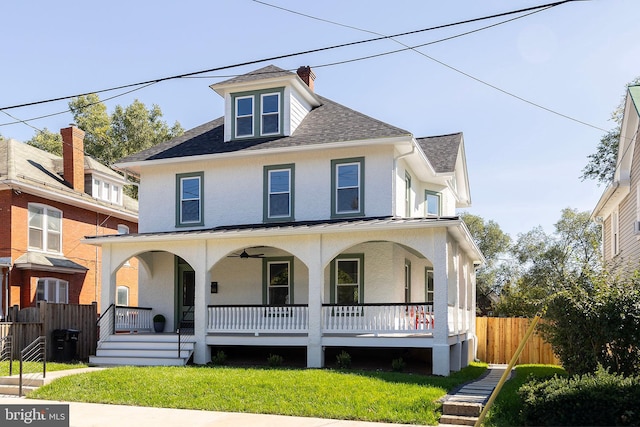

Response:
(83, 216), (485, 264)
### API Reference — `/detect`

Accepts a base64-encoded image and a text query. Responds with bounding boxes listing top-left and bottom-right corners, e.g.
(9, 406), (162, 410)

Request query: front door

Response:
(177, 264), (195, 330)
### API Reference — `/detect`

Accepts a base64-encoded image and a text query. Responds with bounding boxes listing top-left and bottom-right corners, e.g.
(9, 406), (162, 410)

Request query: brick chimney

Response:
(60, 125), (85, 192)
(296, 66), (316, 92)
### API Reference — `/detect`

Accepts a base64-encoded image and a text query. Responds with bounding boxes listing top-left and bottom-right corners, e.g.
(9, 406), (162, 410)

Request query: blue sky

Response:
(1, 0), (638, 239)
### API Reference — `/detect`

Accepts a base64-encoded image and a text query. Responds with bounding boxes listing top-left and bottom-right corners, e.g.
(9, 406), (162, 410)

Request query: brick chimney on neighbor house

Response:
(60, 125), (85, 192)
(296, 66), (316, 91)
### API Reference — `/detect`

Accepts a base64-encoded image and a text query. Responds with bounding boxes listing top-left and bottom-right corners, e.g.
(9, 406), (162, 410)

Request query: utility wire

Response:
(254, 0), (606, 133)
(0, 0), (578, 113)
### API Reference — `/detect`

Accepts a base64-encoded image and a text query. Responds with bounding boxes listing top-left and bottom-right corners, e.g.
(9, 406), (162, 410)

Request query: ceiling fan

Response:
(228, 249), (265, 259)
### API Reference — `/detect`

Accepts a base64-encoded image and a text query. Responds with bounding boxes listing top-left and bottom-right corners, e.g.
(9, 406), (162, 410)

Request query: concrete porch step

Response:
(0, 376), (46, 387)
(96, 349), (192, 359)
(99, 340), (195, 351)
(88, 356), (188, 366)
(442, 402), (482, 417)
(0, 384), (39, 396)
(106, 333), (195, 343)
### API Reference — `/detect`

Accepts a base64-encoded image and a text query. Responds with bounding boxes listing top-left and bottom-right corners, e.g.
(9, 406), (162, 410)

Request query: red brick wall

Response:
(5, 190), (137, 311)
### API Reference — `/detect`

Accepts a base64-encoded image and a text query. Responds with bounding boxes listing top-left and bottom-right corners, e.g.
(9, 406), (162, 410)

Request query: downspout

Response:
(393, 143), (415, 216)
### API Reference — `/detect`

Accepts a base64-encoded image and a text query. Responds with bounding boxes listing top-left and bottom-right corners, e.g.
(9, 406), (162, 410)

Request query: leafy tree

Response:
(495, 208), (601, 317)
(581, 76), (640, 185)
(460, 212), (512, 315)
(25, 128), (63, 156)
(26, 93), (183, 198)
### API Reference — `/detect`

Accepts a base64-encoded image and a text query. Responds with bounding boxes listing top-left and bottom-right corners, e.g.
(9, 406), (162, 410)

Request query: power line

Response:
(254, 0), (605, 133)
(0, 0), (579, 113)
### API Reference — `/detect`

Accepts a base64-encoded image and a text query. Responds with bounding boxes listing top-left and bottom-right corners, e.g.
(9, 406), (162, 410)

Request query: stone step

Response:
(442, 402), (482, 417)
(439, 414), (479, 426)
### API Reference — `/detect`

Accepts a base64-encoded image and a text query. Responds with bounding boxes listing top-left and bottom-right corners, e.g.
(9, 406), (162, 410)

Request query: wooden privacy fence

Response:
(1, 302), (98, 361)
(476, 317), (561, 365)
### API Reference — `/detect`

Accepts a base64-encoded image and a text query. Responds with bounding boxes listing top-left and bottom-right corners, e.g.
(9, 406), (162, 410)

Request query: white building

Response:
(87, 65), (483, 376)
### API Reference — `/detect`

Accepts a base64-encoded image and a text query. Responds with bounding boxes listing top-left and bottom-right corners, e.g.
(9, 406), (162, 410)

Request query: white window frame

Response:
(36, 278), (68, 303)
(335, 258), (361, 304)
(116, 285), (130, 306)
(92, 177), (122, 205)
(28, 204), (62, 254)
(425, 190), (441, 216)
(235, 95), (254, 138)
(260, 92), (280, 136)
(117, 224), (129, 235)
(425, 268), (434, 304)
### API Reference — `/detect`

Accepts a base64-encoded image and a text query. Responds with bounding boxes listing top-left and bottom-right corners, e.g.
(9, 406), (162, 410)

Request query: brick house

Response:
(0, 126), (138, 318)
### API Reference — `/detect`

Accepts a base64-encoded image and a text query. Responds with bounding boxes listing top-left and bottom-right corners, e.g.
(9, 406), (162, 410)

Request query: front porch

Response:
(91, 219), (481, 375)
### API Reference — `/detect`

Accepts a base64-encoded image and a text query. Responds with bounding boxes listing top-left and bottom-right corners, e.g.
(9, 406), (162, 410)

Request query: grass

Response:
(0, 361), (88, 377)
(30, 362), (487, 425)
(484, 364), (567, 427)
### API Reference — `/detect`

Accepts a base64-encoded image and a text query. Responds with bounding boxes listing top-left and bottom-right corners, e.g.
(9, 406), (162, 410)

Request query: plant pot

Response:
(154, 321), (165, 333)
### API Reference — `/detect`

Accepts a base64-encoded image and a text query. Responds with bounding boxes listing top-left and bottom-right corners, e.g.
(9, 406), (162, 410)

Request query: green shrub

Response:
(540, 274), (640, 376)
(391, 357), (406, 372)
(267, 354), (284, 367)
(519, 367), (640, 426)
(211, 350), (227, 366)
(335, 351), (351, 369)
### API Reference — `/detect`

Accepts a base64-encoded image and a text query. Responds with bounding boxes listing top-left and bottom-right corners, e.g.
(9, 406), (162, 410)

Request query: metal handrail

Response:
(19, 336), (46, 397)
(0, 335), (12, 376)
(177, 306), (195, 360)
(97, 304), (116, 342)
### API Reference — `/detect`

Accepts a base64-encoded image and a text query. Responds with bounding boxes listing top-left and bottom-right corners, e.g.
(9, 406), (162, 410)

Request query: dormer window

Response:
(235, 96), (254, 137)
(92, 177), (123, 205)
(232, 88), (284, 139)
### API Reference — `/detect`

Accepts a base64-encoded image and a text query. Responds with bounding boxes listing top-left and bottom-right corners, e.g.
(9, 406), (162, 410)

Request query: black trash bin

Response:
(51, 329), (80, 362)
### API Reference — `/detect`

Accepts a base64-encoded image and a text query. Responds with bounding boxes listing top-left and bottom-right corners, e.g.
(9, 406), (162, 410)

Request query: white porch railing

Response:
(322, 303), (434, 334)
(207, 305), (309, 333)
(115, 306), (153, 332)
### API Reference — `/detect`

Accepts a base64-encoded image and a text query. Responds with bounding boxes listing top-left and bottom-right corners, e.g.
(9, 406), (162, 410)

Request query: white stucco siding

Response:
(138, 146), (394, 232)
(138, 251), (176, 328)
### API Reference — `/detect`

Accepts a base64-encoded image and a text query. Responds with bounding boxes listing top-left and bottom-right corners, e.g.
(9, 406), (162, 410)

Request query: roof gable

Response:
(416, 133), (462, 174)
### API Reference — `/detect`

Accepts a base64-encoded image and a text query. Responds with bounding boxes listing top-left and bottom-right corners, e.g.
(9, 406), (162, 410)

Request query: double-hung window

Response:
(331, 157), (364, 217)
(261, 93), (280, 135)
(425, 190), (441, 216)
(405, 173), (412, 217)
(264, 164), (294, 221)
(176, 172), (204, 227)
(263, 257), (294, 305)
(235, 96), (254, 138)
(36, 278), (68, 303)
(117, 286), (130, 306)
(331, 254), (364, 304)
(28, 204), (62, 253)
(232, 89), (283, 139)
(425, 268), (434, 304)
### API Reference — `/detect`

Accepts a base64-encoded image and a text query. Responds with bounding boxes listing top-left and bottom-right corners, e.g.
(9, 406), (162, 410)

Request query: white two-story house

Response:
(87, 65), (483, 376)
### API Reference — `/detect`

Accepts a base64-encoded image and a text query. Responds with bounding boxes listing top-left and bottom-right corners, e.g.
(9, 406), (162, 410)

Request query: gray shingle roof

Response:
(117, 95), (412, 163)
(213, 65), (295, 86)
(416, 133), (462, 174)
(0, 139), (138, 214)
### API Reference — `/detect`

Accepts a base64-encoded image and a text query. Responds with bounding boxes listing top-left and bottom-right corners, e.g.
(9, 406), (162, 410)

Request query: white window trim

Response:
(28, 204), (62, 254)
(36, 278), (69, 304)
(235, 95), (254, 138)
(268, 168), (291, 219)
(335, 162), (361, 215)
(179, 175), (202, 225)
(425, 268), (434, 304)
(117, 285), (130, 306)
(336, 258), (361, 304)
(260, 92), (280, 136)
(92, 177), (123, 205)
(425, 190), (441, 217)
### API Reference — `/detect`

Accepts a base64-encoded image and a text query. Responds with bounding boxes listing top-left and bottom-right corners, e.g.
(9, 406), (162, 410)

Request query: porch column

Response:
(100, 243), (117, 311)
(432, 230), (450, 376)
(307, 237), (324, 368)
(193, 241), (211, 365)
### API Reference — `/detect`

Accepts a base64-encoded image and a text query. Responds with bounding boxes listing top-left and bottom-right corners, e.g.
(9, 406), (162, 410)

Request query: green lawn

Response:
(30, 363), (487, 425)
(0, 361), (88, 377)
(484, 364), (567, 427)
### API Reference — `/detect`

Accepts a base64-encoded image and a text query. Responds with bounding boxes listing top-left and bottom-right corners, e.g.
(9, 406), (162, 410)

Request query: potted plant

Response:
(153, 314), (166, 333)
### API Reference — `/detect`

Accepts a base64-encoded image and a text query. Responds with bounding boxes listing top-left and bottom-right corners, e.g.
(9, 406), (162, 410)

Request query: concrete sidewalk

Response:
(0, 397), (415, 427)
